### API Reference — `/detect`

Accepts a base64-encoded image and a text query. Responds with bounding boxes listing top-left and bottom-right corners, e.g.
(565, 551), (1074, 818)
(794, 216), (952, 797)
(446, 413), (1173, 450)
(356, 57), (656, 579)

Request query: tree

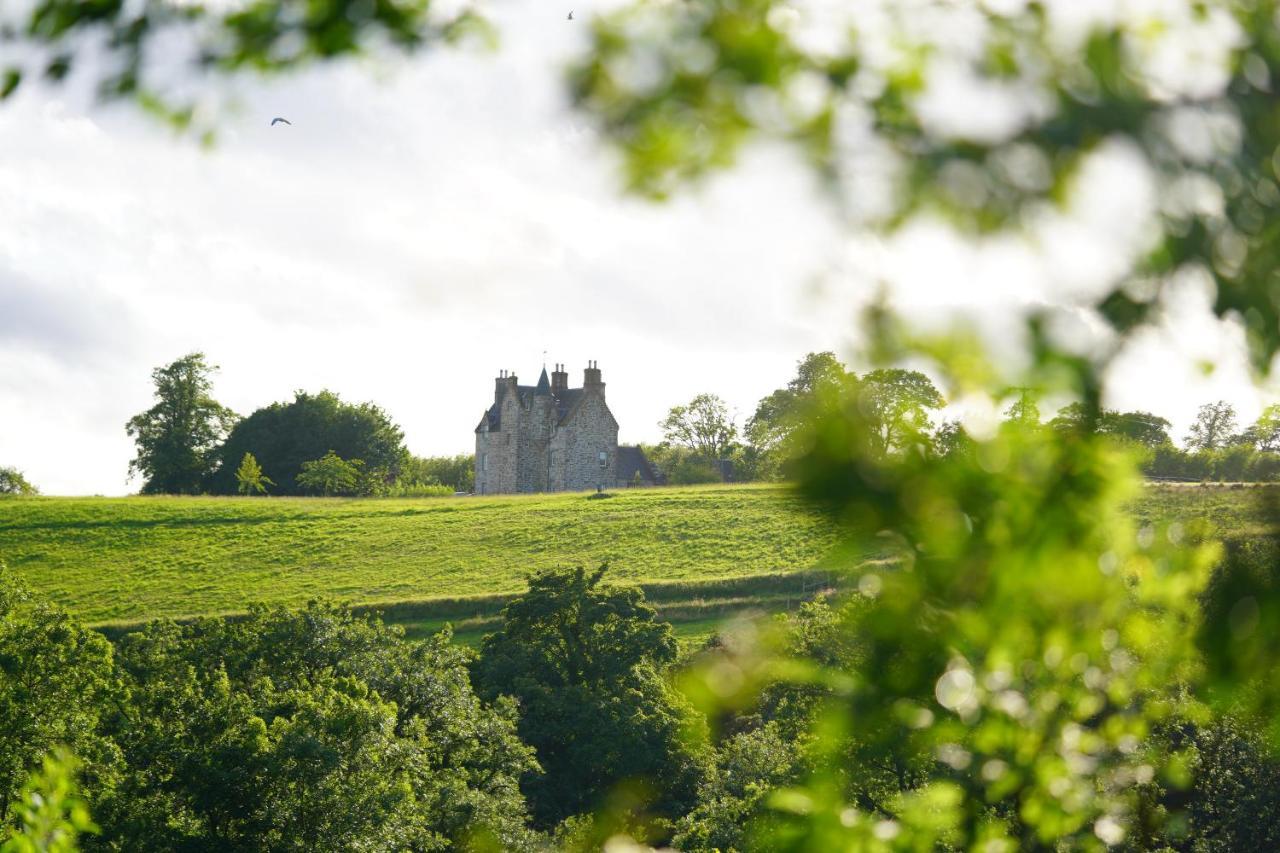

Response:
(0, 564), (121, 819)
(125, 353), (237, 495)
(0, 468), (37, 496)
(1105, 410), (1174, 448)
(856, 369), (944, 455)
(208, 390), (406, 496)
(746, 352), (853, 479)
(104, 602), (540, 850)
(295, 450), (363, 496)
(1002, 388), (1041, 426)
(1187, 401), (1239, 451)
(473, 566), (709, 830)
(660, 394), (738, 461)
(1052, 404), (1173, 448)
(233, 452), (273, 496)
(933, 420), (974, 459)
(1243, 404), (1280, 452)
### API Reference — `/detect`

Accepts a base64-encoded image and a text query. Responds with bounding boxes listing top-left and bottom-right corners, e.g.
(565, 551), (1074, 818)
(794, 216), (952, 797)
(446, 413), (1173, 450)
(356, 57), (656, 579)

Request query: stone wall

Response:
(554, 390), (618, 491)
(474, 367), (620, 494)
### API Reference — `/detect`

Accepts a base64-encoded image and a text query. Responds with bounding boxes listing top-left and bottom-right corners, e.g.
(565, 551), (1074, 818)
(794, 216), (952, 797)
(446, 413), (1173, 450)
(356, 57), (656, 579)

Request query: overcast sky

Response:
(0, 2), (1273, 495)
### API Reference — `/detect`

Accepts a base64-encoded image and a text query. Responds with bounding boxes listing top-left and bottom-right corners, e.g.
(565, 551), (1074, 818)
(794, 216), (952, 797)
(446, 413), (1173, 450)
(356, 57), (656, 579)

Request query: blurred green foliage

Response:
(2, 752), (96, 853)
(1, 0), (490, 133)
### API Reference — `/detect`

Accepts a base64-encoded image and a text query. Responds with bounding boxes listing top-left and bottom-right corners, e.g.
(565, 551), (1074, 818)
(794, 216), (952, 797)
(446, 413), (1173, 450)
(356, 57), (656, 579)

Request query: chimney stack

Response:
(551, 363), (568, 396)
(584, 360), (603, 393)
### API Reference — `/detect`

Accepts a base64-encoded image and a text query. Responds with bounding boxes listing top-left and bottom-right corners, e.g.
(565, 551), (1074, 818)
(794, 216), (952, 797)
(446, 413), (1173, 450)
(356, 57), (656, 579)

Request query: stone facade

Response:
(474, 362), (656, 494)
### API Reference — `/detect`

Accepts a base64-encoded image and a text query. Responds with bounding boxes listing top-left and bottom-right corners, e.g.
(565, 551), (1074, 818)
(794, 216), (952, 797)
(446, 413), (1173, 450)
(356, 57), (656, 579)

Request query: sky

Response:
(0, 1), (1274, 495)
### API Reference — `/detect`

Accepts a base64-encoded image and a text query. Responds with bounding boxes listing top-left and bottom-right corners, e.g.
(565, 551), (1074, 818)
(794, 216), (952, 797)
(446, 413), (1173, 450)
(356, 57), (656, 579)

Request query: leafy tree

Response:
(233, 452), (273, 496)
(0, 564), (121, 821)
(854, 369), (944, 456)
(1106, 410), (1174, 448)
(1052, 404), (1174, 449)
(0, 468), (37, 497)
(473, 566), (709, 830)
(671, 723), (801, 853)
(1241, 403), (1280, 452)
(103, 603), (540, 851)
(125, 353), (237, 494)
(746, 353), (853, 479)
(208, 390), (406, 496)
(660, 394), (738, 462)
(1187, 401), (1240, 451)
(295, 450), (363, 496)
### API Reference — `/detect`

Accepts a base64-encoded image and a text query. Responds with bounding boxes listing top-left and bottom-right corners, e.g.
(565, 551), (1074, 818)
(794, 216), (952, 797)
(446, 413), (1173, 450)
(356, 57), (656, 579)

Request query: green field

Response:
(0, 485), (857, 638)
(0, 482), (1268, 644)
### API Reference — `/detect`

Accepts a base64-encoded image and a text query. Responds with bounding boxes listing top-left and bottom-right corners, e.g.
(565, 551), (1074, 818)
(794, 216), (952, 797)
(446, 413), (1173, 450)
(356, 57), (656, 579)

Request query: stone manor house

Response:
(474, 362), (660, 494)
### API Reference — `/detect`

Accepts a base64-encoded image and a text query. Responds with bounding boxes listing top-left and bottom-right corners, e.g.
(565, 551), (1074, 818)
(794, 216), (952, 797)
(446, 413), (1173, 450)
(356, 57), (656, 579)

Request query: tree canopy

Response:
(208, 390), (406, 496)
(0, 468), (38, 497)
(473, 566), (708, 831)
(125, 353), (237, 495)
(660, 394), (738, 462)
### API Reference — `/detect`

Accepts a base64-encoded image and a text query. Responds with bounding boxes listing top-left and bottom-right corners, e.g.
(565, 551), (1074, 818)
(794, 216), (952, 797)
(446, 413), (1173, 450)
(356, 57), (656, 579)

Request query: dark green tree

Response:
(102, 602), (539, 851)
(208, 390), (406, 496)
(0, 564), (121, 819)
(473, 566), (709, 830)
(125, 353), (237, 494)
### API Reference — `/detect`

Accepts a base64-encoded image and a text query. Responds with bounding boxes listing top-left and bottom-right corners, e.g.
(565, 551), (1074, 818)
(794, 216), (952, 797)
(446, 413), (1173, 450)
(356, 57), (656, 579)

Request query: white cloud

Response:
(0, 2), (1267, 494)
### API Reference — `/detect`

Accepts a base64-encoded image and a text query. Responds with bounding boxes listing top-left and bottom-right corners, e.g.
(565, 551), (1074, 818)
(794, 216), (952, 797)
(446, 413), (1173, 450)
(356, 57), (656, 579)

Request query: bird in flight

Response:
(270, 117), (292, 126)
(567, 10), (573, 19)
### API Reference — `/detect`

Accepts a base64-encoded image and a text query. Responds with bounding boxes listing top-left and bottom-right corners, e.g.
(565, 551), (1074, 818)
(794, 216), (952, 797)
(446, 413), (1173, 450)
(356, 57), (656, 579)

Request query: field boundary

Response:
(91, 564), (879, 641)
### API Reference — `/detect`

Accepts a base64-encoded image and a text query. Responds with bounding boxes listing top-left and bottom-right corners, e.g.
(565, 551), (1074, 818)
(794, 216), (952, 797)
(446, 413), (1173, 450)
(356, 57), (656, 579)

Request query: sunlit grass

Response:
(0, 484), (850, 626)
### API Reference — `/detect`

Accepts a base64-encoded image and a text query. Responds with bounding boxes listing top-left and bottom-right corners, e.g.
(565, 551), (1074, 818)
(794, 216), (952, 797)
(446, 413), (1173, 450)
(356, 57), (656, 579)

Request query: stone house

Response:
(474, 362), (660, 494)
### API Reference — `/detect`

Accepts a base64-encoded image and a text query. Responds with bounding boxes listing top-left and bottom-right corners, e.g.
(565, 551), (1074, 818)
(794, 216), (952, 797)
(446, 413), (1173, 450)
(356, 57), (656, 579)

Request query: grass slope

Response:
(0, 485), (852, 628)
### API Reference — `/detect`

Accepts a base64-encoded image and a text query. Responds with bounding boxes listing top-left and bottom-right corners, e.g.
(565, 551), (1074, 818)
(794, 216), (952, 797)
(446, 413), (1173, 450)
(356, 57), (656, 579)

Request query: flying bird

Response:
(270, 117), (292, 126)
(567, 10), (573, 19)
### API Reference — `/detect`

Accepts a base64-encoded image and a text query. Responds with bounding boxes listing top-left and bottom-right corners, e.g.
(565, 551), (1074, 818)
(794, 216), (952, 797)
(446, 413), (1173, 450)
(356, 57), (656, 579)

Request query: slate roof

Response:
(617, 445), (662, 485)
(477, 384), (587, 432)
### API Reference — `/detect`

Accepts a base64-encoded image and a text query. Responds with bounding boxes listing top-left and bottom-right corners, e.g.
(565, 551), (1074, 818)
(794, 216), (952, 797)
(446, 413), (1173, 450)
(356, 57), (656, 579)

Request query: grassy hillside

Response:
(0, 485), (854, 629)
(1, 482), (1265, 644)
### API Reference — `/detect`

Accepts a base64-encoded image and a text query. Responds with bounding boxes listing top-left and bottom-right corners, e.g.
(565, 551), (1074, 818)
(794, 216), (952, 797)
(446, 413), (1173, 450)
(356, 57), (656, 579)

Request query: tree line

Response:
(653, 353), (1280, 485)
(123, 354), (473, 498)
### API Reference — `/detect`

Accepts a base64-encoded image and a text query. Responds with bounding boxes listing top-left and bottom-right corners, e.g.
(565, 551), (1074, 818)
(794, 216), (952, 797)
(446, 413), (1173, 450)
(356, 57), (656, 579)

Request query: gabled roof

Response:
(617, 445), (662, 484)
